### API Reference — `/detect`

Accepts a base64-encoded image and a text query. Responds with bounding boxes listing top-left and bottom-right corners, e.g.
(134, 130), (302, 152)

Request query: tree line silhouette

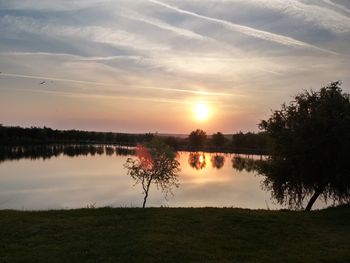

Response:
(0, 126), (154, 146)
(0, 125), (269, 154)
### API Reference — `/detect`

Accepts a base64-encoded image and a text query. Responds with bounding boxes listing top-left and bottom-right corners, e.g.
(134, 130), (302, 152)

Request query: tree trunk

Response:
(142, 178), (153, 208)
(305, 188), (323, 211)
(142, 191), (148, 208)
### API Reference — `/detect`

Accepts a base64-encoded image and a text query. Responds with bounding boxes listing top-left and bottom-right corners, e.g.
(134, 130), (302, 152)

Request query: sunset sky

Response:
(0, 0), (349, 134)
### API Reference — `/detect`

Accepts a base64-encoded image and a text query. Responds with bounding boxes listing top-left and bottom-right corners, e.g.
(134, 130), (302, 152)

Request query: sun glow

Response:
(194, 102), (210, 121)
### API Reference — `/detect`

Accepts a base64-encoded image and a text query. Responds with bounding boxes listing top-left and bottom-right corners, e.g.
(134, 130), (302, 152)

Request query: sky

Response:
(0, 0), (349, 134)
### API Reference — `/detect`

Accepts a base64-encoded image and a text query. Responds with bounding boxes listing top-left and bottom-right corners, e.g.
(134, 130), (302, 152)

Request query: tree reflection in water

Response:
(231, 155), (262, 172)
(211, 154), (225, 169)
(188, 152), (206, 170)
(0, 145), (135, 162)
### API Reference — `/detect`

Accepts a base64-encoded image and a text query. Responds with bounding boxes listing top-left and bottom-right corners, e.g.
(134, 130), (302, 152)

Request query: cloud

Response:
(246, 0), (350, 34)
(0, 67), (233, 97)
(117, 8), (206, 41)
(1, 0), (349, 132)
(1, 15), (170, 52)
(147, 0), (338, 54)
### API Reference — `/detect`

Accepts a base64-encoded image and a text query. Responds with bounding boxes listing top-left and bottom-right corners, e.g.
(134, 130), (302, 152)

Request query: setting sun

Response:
(194, 102), (210, 121)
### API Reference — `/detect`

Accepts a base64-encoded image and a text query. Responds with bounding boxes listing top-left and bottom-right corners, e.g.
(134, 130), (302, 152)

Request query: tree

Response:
(212, 132), (225, 147)
(259, 81), (350, 210)
(124, 138), (181, 208)
(189, 129), (207, 149)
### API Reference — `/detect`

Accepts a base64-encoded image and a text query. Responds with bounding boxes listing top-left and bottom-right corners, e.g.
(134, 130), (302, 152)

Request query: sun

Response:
(193, 102), (210, 121)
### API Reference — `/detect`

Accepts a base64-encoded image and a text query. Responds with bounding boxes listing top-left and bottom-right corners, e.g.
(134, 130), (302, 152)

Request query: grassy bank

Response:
(0, 206), (349, 263)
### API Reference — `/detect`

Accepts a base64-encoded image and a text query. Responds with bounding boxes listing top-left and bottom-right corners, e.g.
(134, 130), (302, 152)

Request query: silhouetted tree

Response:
(212, 132), (225, 147)
(124, 138), (180, 208)
(231, 132), (269, 154)
(259, 81), (350, 210)
(189, 129), (207, 149)
(163, 136), (180, 149)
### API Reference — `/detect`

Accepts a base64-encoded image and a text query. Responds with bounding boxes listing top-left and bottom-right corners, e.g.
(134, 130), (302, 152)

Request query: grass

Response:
(0, 205), (349, 263)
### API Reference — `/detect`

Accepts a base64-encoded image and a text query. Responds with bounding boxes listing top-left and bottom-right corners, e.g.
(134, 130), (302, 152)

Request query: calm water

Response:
(0, 146), (326, 210)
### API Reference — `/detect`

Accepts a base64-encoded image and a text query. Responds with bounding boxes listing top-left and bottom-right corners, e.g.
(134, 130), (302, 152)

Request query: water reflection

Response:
(232, 155), (261, 172)
(0, 145), (134, 163)
(0, 148), (327, 210)
(211, 154), (225, 169)
(188, 152), (206, 170)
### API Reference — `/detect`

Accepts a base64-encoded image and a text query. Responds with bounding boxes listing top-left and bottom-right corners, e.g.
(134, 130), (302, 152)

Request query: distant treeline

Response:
(0, 125), (270, 154)
(0, 125), (154, 146)
(162, 130), (269, 154)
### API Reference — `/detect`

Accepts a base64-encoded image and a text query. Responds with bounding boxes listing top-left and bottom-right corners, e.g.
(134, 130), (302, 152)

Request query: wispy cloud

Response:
(1, 0), (349, 132)
(322, 0), (350, 15)
(2, 87), (193, 105)
(247, 0), (350, 34)
(0, 71), (233, 97)
(117, 8), (206, 41)
(1, 15), (170, 52)
(148, 0), (338, 54)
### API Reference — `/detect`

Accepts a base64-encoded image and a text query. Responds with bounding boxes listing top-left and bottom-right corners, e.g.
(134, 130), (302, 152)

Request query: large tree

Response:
(259, 81), (350, 211)
(124, 138), (181, 208)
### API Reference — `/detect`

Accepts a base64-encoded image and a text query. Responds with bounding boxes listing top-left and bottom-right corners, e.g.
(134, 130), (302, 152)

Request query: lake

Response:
(0, 145), (326, 210)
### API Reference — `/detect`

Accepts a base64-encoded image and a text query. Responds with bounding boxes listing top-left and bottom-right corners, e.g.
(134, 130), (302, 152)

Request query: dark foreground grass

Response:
(0, 206), (349, 263)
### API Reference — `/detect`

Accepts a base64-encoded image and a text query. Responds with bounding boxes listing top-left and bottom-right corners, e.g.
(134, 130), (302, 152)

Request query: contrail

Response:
(4, 87), (193, 105)
(322, 0), (350, 15)
(0, 72), (232, 97)
(148, 0), (338, 55)
(1, 72), (110, 86)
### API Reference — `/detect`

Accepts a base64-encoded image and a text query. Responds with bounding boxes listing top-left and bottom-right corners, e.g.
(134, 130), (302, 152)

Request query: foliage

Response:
(211, 132), (226, 147)
(0, 125), (154, 145)
(0, 125), (272, 154)
(232, 132), (269, 153)
(259, 81), (350, 210)
(188, 129), (207, 149)
(124, 138), (181, 208)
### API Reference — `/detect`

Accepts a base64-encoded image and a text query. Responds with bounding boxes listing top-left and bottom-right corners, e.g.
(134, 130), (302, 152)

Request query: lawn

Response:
(0, 205), (349, 263)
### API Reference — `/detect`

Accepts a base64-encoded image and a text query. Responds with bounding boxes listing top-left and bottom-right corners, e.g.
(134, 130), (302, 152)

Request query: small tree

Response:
(124, 138), (181, 208)
(259, 81), (350, 210)
(189, 129), (207, 149)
